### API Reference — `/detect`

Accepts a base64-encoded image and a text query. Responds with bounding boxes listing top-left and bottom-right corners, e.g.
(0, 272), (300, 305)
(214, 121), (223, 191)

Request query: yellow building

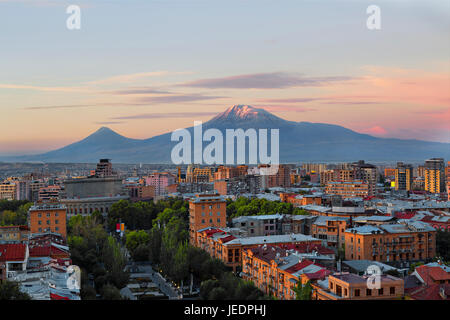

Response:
(424, 158), (445, 194)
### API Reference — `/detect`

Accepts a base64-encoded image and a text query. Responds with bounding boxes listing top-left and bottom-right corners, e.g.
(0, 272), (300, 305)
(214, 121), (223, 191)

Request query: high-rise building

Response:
(352, 160), (377, 195)
(189, 193), (226, 245)
(395, 162), (413, 191)
(424, 158), (445, 194)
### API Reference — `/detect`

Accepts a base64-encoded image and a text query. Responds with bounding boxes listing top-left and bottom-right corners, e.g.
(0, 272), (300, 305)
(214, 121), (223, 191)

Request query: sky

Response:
(0, 0), (449, 155)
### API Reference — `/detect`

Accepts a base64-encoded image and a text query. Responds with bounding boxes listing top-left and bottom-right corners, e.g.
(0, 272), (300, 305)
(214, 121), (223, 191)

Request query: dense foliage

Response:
(436, 230), (450, 262)
(0, 201), (32, 226)
(226, 197), (309, 219)
(67, 214), (129, 299)
(0, 281), (31, 300)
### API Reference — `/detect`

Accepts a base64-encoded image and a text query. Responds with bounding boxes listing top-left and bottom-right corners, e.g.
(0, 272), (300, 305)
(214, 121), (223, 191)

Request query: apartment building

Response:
(325, 181), (371, 198)
(195, 227), (322, 271)
(28, 201), (67, 239)
(345, 221), (436, 265)
(0, 182), (17, 200)
(395, 162), (413, 191)
(241, 246), (331, 299)
(313, 272), (404, 300)
(424, 158), (445, 194)
(311, 216), (349, 249)
(189, 193), (227, 246)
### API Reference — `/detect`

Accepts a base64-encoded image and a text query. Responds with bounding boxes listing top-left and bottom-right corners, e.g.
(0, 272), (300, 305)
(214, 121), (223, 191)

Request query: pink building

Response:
(144, 172), (176, 196)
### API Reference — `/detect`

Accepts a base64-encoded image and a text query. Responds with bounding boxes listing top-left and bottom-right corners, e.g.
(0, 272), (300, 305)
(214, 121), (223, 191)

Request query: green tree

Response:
(0, 281), (31, 300)
(293, 281), (312, 300)
(436, 230), (450, 262)
(101, 284), (123, 300)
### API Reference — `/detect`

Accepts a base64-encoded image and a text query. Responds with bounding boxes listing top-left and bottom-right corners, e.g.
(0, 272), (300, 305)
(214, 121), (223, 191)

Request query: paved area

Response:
(128, 264), (181, 299)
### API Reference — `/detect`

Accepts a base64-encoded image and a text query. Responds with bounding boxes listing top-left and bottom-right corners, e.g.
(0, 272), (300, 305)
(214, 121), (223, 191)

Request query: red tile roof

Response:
(29, 245), (69, 258)
(410, 284), (450, 300)
(285, 260), (314, 274)
(0, 244), (27, 262)
(416, 265), (450, 284)
(278, 243), (335, 255)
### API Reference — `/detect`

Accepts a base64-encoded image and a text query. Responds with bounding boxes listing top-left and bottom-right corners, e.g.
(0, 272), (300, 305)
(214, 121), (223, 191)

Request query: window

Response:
(366, 289), (372, 296)
(47, 213), (50, 217)
(55, 220), (59, 224)
(38, 228), (42, 232)
(202, 212), (205, 216)
(55, 227), (59, 231)
(378, 288), (384, 295)
(38, 220), (42, 225)
(355, 289), (360, 297)
(344, 288), (348, 296)
(217, 218), (220, 223)
(217, 204), (220, 208)
(38, 213), (42, 218)
(55, 212), (59, 217)
(201, 219), (205, 223)
(390, 287), (395, 295)
(47, 220), (50, 225)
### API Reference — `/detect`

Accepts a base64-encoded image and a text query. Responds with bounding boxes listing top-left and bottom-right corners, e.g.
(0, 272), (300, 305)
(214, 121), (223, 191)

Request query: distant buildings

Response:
(325, 181), (371, 198)
(144, 172), (176, 196)
(61, 159), (129, 218)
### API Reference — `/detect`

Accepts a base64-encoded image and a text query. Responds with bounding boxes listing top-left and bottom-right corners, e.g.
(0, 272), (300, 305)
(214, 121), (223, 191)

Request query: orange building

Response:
(195, 227), (322, 271)
(28, 201), (67, 239)
(311, 216), (349, 248)
(344, 221), (436, 264)
(325, 180), (371, 198)
(189, 194), (227, 245)
(384, 168), (396, 178)
(242, 246), (331, 299)
(313, 272), (404, 300)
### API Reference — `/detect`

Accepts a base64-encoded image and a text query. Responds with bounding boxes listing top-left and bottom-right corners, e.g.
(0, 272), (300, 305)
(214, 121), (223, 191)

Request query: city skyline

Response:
(1, 0), (449, 156)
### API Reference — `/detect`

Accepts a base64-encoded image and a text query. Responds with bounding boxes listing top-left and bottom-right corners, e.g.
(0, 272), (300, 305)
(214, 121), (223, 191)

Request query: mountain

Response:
(2, 105), (449, 163)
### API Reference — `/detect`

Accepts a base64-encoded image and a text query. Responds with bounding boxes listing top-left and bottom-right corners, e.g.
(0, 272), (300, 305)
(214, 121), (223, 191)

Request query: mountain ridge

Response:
(1, 105), (449, 163)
